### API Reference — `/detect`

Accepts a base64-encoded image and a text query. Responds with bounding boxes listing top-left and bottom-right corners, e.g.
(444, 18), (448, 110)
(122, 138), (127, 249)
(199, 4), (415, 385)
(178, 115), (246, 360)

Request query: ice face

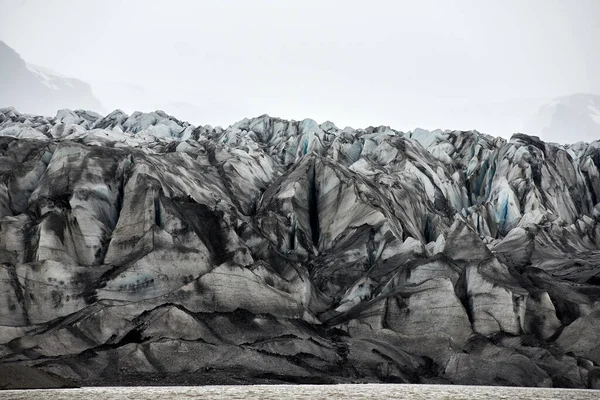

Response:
(1, 107), (600, 388)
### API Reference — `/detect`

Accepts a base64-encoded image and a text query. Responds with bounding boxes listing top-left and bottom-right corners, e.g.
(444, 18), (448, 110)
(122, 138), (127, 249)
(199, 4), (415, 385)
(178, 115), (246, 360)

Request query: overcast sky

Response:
(1, 0), (599, 135)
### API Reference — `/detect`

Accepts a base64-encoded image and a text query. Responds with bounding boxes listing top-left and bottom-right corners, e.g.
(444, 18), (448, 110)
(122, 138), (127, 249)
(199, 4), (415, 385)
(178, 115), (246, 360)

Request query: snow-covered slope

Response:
(525, 93), (600, 144)
(1, 107), (600, 388)
(0, 41), (104, 116)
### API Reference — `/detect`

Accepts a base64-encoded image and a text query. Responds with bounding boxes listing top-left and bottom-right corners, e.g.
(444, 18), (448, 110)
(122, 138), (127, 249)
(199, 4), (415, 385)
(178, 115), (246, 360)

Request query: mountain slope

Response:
(525, 93), (600, 144)
(0, 41), (104, 116)
(1, 108), (600, 388)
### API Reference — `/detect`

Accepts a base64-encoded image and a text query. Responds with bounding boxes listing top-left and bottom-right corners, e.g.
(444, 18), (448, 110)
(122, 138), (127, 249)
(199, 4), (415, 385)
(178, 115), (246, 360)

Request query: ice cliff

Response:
(1, 107), (600, 388)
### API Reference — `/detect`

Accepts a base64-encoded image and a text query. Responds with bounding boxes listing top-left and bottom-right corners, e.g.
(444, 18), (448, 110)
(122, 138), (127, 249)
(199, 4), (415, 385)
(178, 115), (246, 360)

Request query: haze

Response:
(1, 0), (599, 137)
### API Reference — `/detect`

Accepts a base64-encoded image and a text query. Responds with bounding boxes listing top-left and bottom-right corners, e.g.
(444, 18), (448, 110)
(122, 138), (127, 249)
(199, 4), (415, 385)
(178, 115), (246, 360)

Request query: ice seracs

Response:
(1, 107), (600, 387)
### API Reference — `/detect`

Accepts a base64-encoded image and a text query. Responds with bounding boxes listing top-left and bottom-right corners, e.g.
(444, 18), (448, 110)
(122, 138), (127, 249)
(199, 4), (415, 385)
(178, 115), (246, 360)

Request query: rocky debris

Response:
(1, 108), (600, 388)
(0, 364), (76, 389)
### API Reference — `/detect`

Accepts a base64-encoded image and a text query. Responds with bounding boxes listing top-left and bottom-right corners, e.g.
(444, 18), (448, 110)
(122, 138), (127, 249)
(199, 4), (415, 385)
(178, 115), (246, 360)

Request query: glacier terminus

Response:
(0, 107), (600, 388)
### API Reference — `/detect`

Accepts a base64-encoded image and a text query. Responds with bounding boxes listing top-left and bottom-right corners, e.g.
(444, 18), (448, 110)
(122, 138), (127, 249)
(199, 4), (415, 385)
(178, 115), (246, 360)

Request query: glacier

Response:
(1, 107), (600, 388)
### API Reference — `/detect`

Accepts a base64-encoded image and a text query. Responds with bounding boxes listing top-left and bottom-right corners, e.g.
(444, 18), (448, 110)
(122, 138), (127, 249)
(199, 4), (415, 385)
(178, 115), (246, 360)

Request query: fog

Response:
(1, 0), (599, 137)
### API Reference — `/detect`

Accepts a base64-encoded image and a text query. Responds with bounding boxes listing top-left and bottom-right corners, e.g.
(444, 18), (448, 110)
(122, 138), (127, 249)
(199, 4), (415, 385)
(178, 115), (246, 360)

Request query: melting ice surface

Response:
(4, 109), (600, 388)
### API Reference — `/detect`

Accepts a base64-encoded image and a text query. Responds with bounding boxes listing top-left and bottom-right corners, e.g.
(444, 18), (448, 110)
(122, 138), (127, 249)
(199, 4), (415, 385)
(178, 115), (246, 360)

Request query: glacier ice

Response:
(1, 107), (600, 387)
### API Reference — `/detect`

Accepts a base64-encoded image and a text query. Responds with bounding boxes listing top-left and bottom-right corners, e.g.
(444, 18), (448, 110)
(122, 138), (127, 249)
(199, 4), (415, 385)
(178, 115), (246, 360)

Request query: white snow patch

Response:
(588, 101), (600, 124)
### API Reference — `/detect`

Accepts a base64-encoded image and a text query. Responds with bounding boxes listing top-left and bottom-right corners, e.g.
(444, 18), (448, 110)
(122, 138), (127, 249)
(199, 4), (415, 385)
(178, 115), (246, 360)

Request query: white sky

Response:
(1, 0), (599, 135)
